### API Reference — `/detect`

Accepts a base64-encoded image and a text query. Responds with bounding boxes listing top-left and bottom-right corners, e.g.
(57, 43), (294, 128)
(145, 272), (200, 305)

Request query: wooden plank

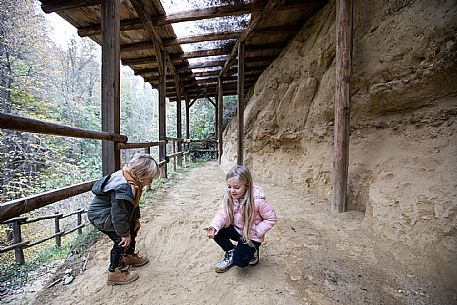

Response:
(237, 42), (245, 166)
(187, 60), (227, 70)
(332, 0), (352, 213)
(177, 46), (232, 60)
(41, 0), (101, 13)
(79, 19), (143, 37)
(121, 56), (157, 66)
(0, 181), (96, 222)
(0, 113), (127, 142)
(101, 0), (121, 175)
(77, 1), (266, 37)
(153, 0), (266, 25)
(164, 31), (243, 46)
(73, 0), (321, 40)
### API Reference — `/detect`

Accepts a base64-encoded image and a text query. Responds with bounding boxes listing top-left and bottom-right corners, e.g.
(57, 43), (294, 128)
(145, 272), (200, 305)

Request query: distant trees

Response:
(0, 1), (232, 203)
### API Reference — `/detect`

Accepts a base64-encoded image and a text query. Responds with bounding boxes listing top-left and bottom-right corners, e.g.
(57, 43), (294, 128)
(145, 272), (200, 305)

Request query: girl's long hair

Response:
(223, 165), (255, 245)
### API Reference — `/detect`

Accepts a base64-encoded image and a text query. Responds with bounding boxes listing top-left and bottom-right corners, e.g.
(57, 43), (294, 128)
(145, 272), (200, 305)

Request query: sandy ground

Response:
(22, 162), (454, 305)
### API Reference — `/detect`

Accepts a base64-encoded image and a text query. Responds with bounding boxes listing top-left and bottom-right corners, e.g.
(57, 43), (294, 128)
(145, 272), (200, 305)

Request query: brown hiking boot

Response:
(106, 268), (139, 286)
(124, 252), (149, 267)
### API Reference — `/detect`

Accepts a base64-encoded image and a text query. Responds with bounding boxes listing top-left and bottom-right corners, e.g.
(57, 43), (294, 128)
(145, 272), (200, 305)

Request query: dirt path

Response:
(30, 162), (448, 305)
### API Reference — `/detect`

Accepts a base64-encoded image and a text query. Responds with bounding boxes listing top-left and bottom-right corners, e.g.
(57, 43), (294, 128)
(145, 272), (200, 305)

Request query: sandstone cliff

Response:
(221, 0), (457, 287)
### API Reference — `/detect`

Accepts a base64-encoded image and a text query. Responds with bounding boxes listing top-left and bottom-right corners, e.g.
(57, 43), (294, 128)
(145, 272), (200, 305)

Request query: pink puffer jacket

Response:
(210, 186), (277, 243)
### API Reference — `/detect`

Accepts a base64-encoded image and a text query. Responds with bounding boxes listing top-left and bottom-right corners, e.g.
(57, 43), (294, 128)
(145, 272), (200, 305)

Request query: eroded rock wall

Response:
(221, 0), (457, 283)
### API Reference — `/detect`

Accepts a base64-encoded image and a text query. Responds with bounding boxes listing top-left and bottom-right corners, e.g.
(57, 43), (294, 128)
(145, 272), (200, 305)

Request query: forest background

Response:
(0, 0), (236, 265)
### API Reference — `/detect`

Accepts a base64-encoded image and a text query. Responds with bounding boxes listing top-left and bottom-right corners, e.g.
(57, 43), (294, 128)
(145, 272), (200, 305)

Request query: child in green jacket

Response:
(88, 154), (159, 285)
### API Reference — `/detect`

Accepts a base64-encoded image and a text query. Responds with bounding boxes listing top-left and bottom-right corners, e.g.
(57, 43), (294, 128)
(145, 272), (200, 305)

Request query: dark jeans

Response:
(101, 226), (138, 272)
(213, 225), (261, 268)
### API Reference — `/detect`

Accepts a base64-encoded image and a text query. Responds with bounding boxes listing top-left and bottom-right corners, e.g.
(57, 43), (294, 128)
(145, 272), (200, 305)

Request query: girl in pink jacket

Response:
(205, 165), (277, 273)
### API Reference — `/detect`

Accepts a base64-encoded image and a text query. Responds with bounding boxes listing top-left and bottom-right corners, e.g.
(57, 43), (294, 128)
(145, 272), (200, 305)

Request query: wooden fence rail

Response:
(0, 113), (214, 264)
(0, 112), (127, 142)
(0, 209), (87, 264)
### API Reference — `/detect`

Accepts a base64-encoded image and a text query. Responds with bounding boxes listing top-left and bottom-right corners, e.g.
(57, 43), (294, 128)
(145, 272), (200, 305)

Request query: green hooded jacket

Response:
(87, 170), (140, 237)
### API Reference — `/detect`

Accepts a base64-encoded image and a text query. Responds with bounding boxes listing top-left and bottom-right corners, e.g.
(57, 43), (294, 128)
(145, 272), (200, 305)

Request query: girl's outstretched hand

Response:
(204, 226), (215, 239)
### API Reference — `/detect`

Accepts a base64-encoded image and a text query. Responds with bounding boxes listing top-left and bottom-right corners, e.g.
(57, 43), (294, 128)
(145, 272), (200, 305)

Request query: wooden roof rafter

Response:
(76, 1), (267, 38)
(39, 0), (329, 100)
(220, 0), (280, 78)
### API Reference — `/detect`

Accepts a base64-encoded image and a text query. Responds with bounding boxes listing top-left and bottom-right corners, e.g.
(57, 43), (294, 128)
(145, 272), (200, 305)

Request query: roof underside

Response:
(40, 0), (328, 101)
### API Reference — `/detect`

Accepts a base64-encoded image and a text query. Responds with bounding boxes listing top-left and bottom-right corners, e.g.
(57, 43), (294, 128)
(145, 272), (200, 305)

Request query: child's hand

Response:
(119, 235), (131, 248)
(204, 227), (215, 239)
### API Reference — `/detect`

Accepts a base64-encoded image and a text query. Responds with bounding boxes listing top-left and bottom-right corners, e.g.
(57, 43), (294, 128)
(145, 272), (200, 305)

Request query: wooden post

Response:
(237, 41), (245, 165)
(77, 212), (82, 235)
(217, 78), (224, 164)
(214, 95), (218, 160)
(144, 147), (151, 154)
(172, 140), (177, 171)
(55, 212), (61, 247)
(101, 0), (120, 175)
(332, 0), (353, 213)
(12, 221), (25, 264)
(185, 95), (190, 163)
(176, 93), (183, 167)
(159, 50), (168, 178)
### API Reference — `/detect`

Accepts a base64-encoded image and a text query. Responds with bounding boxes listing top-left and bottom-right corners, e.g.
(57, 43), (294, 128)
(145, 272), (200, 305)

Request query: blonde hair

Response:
(223, 165), (255, 246)
(127, 154), (160, 181)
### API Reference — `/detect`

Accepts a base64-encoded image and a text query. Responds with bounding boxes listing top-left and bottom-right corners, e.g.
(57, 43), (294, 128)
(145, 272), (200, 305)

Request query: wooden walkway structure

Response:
(0, 0), (354, 249)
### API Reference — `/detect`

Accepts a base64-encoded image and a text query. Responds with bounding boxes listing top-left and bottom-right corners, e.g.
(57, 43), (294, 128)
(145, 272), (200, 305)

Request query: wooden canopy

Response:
(39, 0), (328, 101)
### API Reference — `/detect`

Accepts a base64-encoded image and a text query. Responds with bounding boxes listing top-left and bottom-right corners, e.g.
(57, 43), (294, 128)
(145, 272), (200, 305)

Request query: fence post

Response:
(144, 147), (151, 154)
(77, 211), (83, 235)
(55, 212), (61, 247)
(172, 140), (177, 172)
(12, 220), (25, 264)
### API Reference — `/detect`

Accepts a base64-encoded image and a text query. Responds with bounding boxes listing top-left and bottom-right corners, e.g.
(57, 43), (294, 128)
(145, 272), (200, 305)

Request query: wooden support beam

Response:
(122, 56), (157, 66)
(237, 42), (245, 166)
(332, 0), (353, 213)
(214, 95), (219, 160)
(177, 46), (232, 60)
(41, 0), (101, 13)
(79, 19), (143, 37)
(220, 0), (283, 77)
(176, 86), (183, 167)
(206, 97), (216, 107)
(218, 78), (224, 164)
(158, 50), (168, 178)
(101, 0), (120, 175)
(187, 60), (227, 70)
(185, 95), (190, 140)
(130, 0), (165, 75)
(130, 0), (182, 90)
(121, 41), (155, 54)
(77, 1), (266, 37)
(163, 31), (243, 46)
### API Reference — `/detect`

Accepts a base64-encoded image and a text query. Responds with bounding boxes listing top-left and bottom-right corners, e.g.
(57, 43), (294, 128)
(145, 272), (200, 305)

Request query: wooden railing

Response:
(0, 112), (216, 264)
(0, 209), (86, 264)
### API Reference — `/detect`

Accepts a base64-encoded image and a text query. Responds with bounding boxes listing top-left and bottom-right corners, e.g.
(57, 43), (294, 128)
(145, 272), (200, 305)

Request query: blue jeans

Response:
(213, 225), (261, 268)
(101, 226), (138, 272)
